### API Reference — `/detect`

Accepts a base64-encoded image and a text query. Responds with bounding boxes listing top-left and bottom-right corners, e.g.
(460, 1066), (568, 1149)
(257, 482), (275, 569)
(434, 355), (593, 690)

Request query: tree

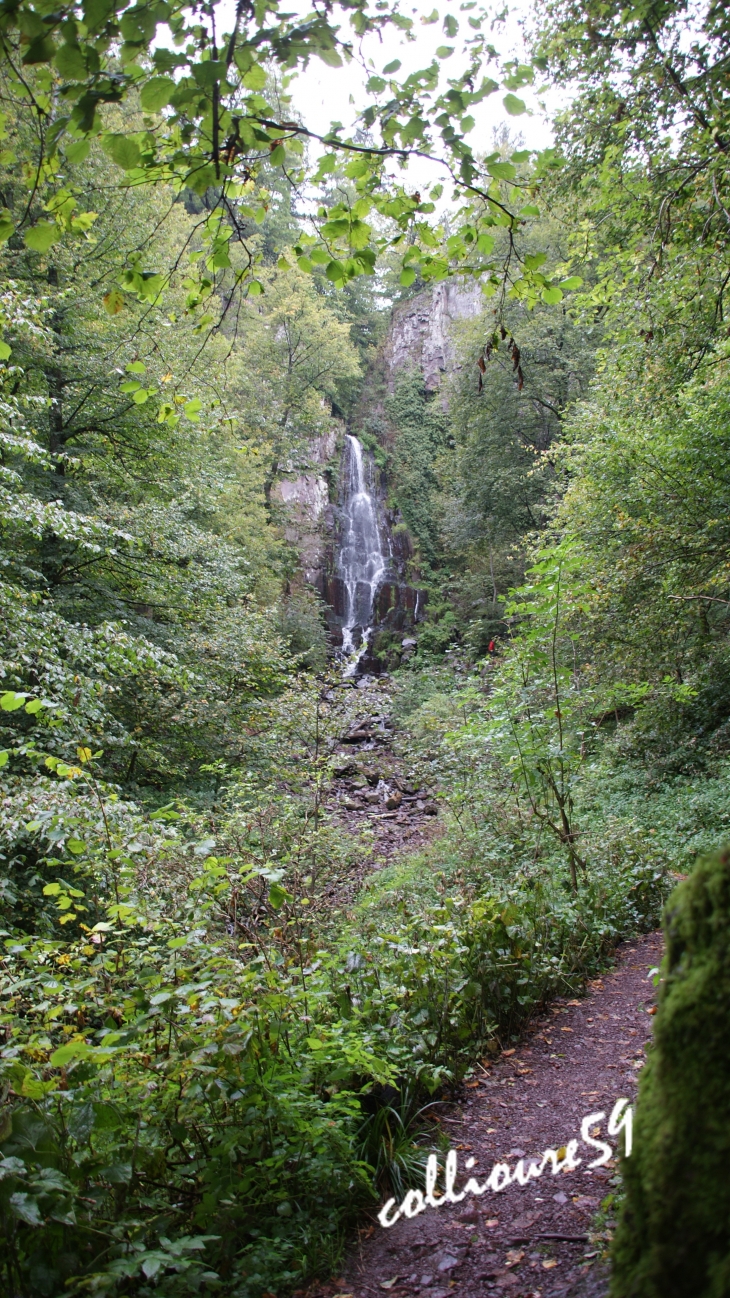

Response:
(0, 0), (582, 334)
(232, 267), (361, 500)
(539, 0), (730, 374)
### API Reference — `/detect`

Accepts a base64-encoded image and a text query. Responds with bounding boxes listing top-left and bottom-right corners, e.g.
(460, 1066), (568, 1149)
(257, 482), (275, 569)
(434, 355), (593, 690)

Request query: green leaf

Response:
(132, 388), (149, 404)
(1, 692), (27, 711)
(0, 210), (13, 243)
(325, 260), (345, 284)
(19, 1075), (46, 1100)
(542, 286), (564, 304)
(100, 1161), (132, 1183)
(22, 35), (56, 65)
(24, 221), (60, 253)
(50, 1042), (92, 1066)
(268, 882), (291, 909)
(140, 76), (176, 111)
(93, 1102), (122, 1131)
(9, 1192), (43, 1227)
(524, 252), (547, 271)
(103, 289), (125, 315)
(0, 341), (10, 360)
(436, 46), (454, 58)
(0, 751), (8, 768)
(242, 63), (267, 90)
(247, 280), (264, 296)
(383, 59), (401, 74)
(503, 93), (527, 116)
(400, 268), (416, 287)
(443, 14), (458, 36)
(560, 276), (584, 291)
(54, 43), (88, 80)
(103, 134), (141, 170)
(184, 398), (202, 419)
(126, 360), (146, 373)
(65, 138), (90, 164)
(487, 161), (516, 181)
(24, 699), (43, 714)
(67, 839), (86, 855)
(318, 47), (343, 68)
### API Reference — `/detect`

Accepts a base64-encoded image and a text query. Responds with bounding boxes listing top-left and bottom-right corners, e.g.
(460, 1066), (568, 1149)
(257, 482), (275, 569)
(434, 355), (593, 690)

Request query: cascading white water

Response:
(338, 434), (386, 674)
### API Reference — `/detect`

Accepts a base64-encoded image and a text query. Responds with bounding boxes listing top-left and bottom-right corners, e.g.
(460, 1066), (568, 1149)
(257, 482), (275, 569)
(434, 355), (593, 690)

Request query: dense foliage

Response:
(0, 706), (670, 1298)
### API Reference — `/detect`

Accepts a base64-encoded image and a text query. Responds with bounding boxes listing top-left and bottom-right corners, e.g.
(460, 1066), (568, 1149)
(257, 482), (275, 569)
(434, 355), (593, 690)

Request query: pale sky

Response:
(216, 0), (560, 196)
(289, 0), (556, 154)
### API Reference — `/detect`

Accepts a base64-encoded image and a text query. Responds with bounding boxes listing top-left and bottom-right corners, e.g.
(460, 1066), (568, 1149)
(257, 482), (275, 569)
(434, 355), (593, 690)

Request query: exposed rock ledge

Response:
(271, 429), (337, 586)
(384, 279), (482, 391)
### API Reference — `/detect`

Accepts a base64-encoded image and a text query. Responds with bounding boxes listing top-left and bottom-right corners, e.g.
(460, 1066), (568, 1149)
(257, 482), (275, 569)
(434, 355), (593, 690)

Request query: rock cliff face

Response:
(272, 282), (482, 664)
(270, 428), (337, 588)
(383, 280), (482, 391)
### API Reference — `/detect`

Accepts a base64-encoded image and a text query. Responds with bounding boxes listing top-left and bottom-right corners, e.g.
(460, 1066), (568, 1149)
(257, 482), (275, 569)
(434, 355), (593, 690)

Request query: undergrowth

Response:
(0, 768), (670, 1297)
(3, 662), (724, 1297)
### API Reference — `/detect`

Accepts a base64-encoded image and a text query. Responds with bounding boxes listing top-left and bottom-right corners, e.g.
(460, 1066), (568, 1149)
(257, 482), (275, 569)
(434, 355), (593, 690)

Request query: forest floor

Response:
(312, 930), (663, 1298)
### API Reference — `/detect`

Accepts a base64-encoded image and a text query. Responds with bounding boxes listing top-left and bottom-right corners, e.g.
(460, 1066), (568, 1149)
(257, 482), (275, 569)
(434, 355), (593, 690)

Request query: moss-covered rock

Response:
(611, 848), (730, 1298)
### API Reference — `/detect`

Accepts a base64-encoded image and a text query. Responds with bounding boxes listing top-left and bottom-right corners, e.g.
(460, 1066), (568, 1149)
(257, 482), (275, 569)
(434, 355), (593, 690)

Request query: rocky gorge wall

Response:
(272, 282), (482, 665)
(383, 279), (482, 393)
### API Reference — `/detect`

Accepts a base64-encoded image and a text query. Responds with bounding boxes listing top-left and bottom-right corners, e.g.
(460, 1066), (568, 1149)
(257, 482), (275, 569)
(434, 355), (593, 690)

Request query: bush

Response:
(0, 767), (670, 1298)
(611, 848), (730, 1298)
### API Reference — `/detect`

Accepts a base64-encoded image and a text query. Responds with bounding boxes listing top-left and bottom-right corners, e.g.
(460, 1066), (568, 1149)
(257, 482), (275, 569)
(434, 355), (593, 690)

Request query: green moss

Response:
(611, 848), (730, 1298)
(385, 370), (448, 566)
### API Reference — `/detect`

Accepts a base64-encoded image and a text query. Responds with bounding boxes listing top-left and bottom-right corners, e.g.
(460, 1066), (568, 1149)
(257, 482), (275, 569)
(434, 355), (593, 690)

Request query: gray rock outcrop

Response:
(383, 280), (482, 391)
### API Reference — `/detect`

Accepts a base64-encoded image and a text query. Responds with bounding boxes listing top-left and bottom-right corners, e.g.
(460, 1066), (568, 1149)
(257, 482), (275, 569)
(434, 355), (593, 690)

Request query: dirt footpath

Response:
(340, 931), (663, 1298)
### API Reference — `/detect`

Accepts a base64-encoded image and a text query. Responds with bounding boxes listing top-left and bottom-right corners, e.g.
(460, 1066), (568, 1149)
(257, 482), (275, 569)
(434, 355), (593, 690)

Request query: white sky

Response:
(215, 0), (560, 195)
(289, 1), (556, 149)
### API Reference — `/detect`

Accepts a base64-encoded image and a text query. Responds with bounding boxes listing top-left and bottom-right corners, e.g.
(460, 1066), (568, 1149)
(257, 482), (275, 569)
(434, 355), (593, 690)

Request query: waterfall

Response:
(338, 434), (386, 674)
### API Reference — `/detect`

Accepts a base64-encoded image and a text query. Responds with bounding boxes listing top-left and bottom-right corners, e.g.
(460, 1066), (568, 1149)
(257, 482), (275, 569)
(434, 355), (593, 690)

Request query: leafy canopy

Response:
(0, 0), (573, 310)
